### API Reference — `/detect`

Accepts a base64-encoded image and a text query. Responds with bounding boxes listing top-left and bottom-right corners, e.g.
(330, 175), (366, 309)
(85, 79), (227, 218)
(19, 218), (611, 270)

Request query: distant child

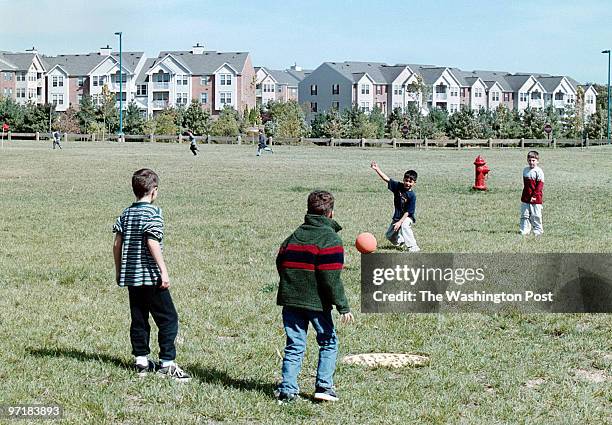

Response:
(52, 130), (62, 149)
(275, 190), (354, 403)
(256, 129), (273, 156)
(112, 168), (191, 381)
(520, 151), (545, 236)
(370, 161), (420, 252)
(186, 130), (198, 156)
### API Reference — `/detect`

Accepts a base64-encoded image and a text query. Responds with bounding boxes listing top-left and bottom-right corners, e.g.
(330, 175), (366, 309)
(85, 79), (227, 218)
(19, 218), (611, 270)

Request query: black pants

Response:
(128, 285), (178, 361)
(190, 145), (198, 155)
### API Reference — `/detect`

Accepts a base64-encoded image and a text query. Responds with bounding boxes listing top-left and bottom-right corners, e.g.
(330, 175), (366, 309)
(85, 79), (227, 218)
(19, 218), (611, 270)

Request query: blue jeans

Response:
(278, 306), (338, 395)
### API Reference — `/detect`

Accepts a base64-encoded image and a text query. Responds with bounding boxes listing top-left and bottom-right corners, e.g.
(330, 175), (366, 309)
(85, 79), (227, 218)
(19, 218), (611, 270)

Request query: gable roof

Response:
(135, 58), (156, 83)
(503, 74), (536, 91)
(324, 61), (389, 83)
(379, 65), (410, 84)
(536, 76), (566, 93)
(156, 50), (249, 75)
(266, 69), (300, 86)
(43, 52), (144, 76)
(286, 68), (311, 81)
(0, 52), (40, 71)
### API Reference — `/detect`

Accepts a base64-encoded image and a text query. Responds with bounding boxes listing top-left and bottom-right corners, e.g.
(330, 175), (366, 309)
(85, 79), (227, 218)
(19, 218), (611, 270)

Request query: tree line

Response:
(1, 85), (609, 140)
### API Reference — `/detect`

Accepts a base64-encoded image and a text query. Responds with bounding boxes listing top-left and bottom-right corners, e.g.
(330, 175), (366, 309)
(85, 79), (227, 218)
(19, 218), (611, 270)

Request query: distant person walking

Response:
(256, 129), (273, 156)
(52, 130), (63, 150)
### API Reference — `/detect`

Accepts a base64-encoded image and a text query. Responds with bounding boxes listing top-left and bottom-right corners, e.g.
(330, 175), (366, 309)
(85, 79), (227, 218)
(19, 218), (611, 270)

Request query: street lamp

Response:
(602, 49), (611, 143)
(114, 31), (123, 138)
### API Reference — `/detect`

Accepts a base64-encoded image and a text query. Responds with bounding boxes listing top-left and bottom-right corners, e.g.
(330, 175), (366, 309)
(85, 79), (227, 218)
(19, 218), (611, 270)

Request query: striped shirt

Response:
(113, 202), (164, 287)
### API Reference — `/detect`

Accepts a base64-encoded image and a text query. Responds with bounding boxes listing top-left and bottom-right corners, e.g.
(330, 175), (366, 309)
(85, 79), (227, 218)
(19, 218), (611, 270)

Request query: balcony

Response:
(435, 92), (448, 100)
(152, 100), (169, 108)
(153, 82), (170, 90)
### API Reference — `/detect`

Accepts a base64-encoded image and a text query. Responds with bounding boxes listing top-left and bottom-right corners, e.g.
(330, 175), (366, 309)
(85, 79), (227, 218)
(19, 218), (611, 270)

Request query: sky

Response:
(1, 0), (611, 84)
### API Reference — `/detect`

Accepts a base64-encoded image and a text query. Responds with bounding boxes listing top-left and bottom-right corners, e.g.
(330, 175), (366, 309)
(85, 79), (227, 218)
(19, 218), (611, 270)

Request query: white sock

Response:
(160, 360), (175, 368)
(135, 356), (148, 366)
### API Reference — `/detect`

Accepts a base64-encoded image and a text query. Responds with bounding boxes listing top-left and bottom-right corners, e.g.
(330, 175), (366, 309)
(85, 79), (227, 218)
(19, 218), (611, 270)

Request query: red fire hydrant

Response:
(473, 155), (490, 190)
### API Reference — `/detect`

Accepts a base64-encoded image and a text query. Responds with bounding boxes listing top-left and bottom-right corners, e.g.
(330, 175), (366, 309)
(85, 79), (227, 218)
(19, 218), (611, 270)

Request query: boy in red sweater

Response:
(520, 151), (545, 236)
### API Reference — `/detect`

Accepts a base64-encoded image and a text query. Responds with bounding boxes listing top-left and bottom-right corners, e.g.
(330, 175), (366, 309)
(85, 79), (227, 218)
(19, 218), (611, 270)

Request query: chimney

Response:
(290, 62), (302, 72)
(192, 43), (204, 55)
(99, 45), (112, 56)
(25, 46), (38, 54)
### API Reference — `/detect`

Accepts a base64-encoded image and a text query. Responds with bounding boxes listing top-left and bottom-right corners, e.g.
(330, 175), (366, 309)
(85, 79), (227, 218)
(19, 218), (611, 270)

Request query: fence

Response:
(2, 132), (610, 149)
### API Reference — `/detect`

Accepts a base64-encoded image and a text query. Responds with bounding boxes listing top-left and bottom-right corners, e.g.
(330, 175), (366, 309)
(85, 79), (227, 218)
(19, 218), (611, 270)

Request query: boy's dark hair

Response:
(307, 190), (334, 215)
(132, 168), (159, 198)
(527, 150), (539, 160)
(404, 170), (418, 181)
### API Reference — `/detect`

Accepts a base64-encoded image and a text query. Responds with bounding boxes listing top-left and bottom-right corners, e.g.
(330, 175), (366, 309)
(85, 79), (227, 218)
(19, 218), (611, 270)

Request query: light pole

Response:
(115, 31), (123, 138)
(602, 49), (611, 143)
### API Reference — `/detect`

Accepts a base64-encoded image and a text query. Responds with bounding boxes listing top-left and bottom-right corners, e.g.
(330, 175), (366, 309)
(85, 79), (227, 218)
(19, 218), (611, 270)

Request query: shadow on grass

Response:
(28, 347), (276, 395)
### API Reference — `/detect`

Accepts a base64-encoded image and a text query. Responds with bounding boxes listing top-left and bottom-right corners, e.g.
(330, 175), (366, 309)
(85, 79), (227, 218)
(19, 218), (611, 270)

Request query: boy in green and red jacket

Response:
(275, 190), (354, 403)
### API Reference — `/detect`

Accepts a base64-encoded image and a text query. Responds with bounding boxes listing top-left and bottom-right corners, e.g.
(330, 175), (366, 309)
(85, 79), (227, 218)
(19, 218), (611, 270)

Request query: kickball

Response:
(355, 232), (377, 254)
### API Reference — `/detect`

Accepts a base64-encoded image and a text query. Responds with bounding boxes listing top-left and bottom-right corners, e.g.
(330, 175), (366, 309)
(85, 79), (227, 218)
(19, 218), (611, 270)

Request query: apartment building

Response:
(43, 46), (147, 111)
(300, 60), (597, 120)
(255, 64), (310, 106)
(133, 44), (256, 116)
(0, 48), (47, 105)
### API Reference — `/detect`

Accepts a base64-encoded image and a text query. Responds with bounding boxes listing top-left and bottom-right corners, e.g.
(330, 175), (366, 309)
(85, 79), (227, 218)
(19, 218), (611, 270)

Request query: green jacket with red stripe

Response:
(276, 214), (350, 313)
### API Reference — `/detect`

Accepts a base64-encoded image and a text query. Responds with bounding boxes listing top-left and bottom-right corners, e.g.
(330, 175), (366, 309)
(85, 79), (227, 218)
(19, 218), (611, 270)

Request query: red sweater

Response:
(521, 166), (544, 204)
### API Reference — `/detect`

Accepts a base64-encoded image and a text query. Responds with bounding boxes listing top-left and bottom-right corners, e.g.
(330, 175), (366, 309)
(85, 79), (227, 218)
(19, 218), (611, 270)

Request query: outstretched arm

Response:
(370, 161), (390, 183)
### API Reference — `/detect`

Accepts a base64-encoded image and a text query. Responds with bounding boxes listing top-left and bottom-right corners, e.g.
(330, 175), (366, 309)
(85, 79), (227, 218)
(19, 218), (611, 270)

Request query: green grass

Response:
(0, 140), (611, 424)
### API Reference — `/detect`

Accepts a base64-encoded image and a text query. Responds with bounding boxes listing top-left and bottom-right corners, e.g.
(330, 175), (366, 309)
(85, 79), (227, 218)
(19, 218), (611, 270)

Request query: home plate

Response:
(342, 353), (429, 368)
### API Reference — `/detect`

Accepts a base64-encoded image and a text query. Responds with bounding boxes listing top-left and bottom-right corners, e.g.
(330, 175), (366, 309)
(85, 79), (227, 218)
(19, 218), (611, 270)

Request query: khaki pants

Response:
(385, 219), (420, 251)
(519, 202), (543, 235)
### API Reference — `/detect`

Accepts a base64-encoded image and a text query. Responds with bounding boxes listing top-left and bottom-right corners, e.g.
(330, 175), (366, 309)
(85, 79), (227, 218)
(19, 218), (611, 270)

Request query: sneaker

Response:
(156, 364), (192, 382)
(314, 387), (339, 402)
(274, 390), (299, 404)
(134, 360), (156, 377)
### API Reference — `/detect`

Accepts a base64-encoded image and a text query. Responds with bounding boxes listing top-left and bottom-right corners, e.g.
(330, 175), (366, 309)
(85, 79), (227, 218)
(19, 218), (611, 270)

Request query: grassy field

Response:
(0, 140), (610, 424)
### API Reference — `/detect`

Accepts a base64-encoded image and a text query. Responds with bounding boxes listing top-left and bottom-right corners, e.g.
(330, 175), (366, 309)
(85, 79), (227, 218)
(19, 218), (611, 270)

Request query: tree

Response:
(152, 108), (179, 135)
(447, 107), (478, 139)
(264, 100), (308, 138)
(180, 99), (210, 135)
(0, 96), (25, 131)
(211, 106), (239, 136)
(342, 106), (377, 139)
(22, 103), (53, 133)
(97, 85), (119, 134)
(520, 107), (546, 139)
(124, 102), (146, 135)
(77, 95), (97, 133)
(385, 107), (404, 139)
(368, 106), (386, 139)
(54, 107), (80, 134)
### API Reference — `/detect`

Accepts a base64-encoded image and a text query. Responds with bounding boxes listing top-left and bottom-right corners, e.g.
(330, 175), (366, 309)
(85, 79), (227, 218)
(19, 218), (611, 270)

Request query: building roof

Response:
(502, 74), (535, 91)
(409, 66), (447, 85)
(535, 76), (565, 93)
(135, 58), (156, 83)
(266, 69), (300, 86)
(43, 52), (144, 75)
(286, 68), (311, 81)
(324, 61), (389, 83)
(156, 50), (249, 74)
(0, 52), (39, 71)
(379, 65), (410, 84)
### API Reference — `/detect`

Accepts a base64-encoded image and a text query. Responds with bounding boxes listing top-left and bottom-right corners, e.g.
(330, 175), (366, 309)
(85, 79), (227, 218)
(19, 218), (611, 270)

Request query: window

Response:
(77, 77), (85, 87)
(332, 101), (339, 109)
(587, 95), (594, 104)
(52, 93), (64, 105)
(28, 73), (36, 82)
(112, 73), (127, 84)
(375, 85), (383, 95)
(176, 93), (188, 105)
(200, 76), (209, 85)
(310, 84), (317, 95)
(263, 83), (274, 93)
(77, 94), (82, 104)
(491, 91), (499, 102)
(519, 92), (528, 102)
(435, 85), (447, 94)
(220, 74), (232, 85)
(567, 95), (575, 104)
(451, 88), (459, 97)
(28, 88), (36, 99)
(393, 85), (402, 95)
(177, 75), (188, 85)
(332, 84), (339, 95)
(450, 104), (458, 113)
(220, 91), (232, 105)
(504, 93), (510, 102)
(310, 102), (317, 112)
(554, 92), (564, 101)
(3, 72), (12, 81)
(3, 88), (13, 97)
(200, 92), (208, 104)
(52, 75), (64, 87)
(59, 94), (64, 105)
(137, 84), (147, 96)
(361, 84), (370, 95)
(16, 88), (26, 98)
(360, 101), (370, 112)
(530, 91), (541, 100)
(17, 72), (26, 82)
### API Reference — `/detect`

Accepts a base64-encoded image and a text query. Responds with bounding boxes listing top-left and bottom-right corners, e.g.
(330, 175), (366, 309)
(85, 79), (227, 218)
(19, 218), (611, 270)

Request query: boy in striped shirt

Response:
(275, 190), (354, 403)
(113, 168), (190, 381)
